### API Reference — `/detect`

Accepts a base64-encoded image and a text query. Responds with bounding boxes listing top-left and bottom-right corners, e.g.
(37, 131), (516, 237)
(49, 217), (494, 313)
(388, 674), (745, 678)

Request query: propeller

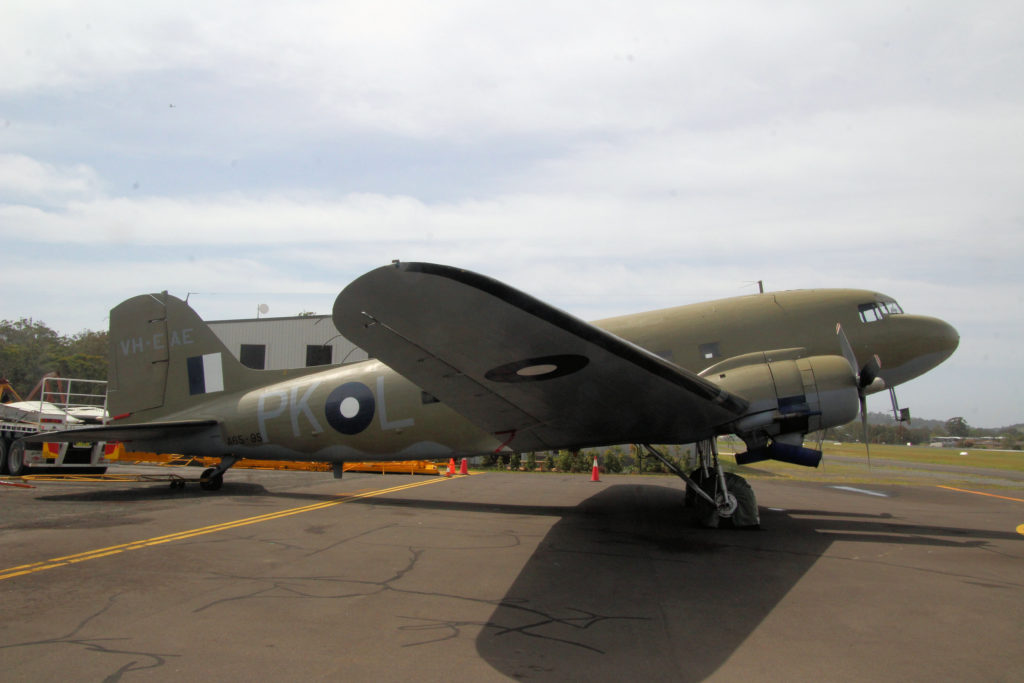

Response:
(836, 323), (881, 469)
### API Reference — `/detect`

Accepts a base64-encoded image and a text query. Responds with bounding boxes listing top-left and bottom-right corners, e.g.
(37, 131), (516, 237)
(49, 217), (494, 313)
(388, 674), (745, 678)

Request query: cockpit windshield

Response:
(858, 299), (903, 323)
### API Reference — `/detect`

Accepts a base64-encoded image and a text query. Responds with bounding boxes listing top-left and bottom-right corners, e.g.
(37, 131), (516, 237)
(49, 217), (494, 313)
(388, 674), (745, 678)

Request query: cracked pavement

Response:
(1, 467), (1021, 681)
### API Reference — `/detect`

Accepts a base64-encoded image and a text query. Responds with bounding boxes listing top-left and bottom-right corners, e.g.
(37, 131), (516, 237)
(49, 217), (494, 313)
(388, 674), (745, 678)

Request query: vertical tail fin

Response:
(107, 292), (252, 421)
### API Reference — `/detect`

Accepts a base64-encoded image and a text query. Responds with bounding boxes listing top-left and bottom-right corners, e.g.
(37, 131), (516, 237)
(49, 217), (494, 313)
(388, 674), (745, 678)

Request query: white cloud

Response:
(1, 1), (1022, 426)
(0, 154), (101, 204)
(6, 2), (1021, 140)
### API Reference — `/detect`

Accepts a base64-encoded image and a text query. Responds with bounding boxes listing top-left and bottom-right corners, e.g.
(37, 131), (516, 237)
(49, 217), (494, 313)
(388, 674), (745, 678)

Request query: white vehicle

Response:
(0, 377), (112, 476)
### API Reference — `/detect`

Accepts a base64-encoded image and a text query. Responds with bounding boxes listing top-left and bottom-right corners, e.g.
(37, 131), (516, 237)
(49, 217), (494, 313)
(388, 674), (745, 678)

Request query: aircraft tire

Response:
(690, 472), (759, 529)
(7, 441), (27, 477)
(0, 438), (9, 475)
(200, 467), (223, 491)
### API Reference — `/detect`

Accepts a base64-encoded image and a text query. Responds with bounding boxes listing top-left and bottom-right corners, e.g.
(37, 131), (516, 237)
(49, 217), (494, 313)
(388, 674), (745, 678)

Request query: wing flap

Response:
(334, 263), (748, 450)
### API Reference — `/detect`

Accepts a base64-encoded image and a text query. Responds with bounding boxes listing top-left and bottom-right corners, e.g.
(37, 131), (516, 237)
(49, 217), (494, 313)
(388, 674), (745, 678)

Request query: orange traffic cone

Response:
(447, 458), (455, 477)
(459, 458), (469, 475)
(590, 456), (601, 482)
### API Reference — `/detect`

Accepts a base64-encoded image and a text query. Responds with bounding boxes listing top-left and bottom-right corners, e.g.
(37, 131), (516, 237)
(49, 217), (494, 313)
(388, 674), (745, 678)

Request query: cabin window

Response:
(305, 345), (332, 367)
(240, 344), (266, 369)
(699, 342), (720, 360)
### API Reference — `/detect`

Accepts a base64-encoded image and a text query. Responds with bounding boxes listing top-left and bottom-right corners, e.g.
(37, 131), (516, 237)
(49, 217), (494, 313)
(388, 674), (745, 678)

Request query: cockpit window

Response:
(881, 300), (904, 315)
(858, 300), (903, 323)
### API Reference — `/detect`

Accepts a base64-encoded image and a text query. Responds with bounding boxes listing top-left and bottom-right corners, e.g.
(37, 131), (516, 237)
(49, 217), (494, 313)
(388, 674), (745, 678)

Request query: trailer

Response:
(0, 377), (111, 476)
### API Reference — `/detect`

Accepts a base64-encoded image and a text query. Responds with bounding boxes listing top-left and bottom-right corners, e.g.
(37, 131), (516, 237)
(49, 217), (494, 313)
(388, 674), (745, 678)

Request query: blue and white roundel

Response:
(325, 382), (375, 435)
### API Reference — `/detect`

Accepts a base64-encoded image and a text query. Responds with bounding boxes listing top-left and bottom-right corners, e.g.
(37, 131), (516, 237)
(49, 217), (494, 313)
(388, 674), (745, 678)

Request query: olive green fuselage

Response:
(114, 288), (957, 462)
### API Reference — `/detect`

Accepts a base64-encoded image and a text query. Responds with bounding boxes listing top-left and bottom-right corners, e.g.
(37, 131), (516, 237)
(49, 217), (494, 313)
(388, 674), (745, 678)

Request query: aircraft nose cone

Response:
(876, 314), (959, 387)
(911, 315), (961, 374)
(929, 317), (960, 360)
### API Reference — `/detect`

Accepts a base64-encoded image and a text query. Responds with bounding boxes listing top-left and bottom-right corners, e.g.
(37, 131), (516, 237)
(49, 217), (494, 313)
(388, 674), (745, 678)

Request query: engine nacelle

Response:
(704, 353), (860, 449)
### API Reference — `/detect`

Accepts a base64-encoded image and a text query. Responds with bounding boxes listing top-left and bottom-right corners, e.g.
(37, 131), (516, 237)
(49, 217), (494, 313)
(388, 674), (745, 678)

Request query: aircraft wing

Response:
(333, 262), (748, 451)
(16, 420), (220, 444)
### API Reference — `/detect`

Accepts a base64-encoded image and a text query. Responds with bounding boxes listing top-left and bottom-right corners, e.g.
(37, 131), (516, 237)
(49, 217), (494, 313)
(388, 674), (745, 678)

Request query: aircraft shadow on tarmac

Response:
(28, 479), (1015, 681)
(448, 483), (1010, 682)
(317, 482), (1015, 681)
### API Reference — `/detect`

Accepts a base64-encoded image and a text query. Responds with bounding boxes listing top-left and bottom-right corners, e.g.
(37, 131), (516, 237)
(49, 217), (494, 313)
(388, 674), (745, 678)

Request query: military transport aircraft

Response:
(14, 261), (958, 526)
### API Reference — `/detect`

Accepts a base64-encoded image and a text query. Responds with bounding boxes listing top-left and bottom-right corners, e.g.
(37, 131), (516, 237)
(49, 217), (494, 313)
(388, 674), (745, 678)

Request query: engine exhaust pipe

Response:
(735, 441), (822, 468)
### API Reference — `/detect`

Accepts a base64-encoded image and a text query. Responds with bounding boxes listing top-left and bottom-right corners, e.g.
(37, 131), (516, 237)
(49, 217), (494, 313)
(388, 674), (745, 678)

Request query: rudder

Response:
(108, 292), (252, 421)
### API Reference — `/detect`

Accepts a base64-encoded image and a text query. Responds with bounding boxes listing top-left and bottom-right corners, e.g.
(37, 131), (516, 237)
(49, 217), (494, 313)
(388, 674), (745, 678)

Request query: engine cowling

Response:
(703, 353), (860, 458)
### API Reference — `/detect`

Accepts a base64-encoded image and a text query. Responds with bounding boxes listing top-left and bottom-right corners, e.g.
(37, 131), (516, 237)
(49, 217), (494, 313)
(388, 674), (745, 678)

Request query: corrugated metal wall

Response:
(207, 315), (368, 370)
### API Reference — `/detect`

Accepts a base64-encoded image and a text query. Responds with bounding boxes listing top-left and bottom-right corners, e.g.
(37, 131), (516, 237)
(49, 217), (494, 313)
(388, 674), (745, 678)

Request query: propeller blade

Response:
(838, 322), (876, 469)
(836, 323), (858, 375)
(860, 393), (871, 471)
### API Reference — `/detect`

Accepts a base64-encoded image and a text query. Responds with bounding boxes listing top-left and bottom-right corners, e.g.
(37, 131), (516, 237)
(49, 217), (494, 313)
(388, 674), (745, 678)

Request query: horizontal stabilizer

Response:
(16, 419), (220, 445)
(735, 441), (823, 468)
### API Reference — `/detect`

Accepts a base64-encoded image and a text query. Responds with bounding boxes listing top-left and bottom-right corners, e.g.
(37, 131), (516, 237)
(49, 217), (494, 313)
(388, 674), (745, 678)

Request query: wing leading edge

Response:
(333, 262), (748, 452)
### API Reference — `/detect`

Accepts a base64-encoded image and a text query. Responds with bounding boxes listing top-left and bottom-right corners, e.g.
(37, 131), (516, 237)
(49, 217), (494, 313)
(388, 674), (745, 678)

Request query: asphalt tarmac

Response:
(1, 467), (1021, 681)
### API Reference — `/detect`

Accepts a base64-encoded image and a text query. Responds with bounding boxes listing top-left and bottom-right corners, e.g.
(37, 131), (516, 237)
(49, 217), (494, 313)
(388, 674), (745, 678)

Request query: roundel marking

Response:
(484, 354), (590, 383)
(325, 382), (375, 435)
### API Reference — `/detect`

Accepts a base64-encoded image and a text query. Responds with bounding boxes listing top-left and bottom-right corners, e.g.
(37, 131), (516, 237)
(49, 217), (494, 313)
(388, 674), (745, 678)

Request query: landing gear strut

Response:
(200, 456), (239, 491)
(641, 441), (759, 529)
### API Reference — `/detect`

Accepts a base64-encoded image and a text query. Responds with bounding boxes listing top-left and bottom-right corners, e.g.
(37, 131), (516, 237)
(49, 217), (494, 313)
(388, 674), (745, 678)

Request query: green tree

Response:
(614, 446), (635, 473)
(67, 330), (108, 359)
(945, 417), (970, 438)
(56, 330), (108, 383)
(573, 450), (591, 472)
(604, 451), (622, 473)
(0, 321), (108, 397)
(555, 450), (572, 472)
(554, 449), (589, 473)
(525, 451), (537, 471)
(0, 318), (64, 395)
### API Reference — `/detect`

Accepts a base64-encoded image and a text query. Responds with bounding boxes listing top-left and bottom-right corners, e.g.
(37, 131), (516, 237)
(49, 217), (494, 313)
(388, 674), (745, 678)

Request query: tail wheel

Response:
(7, 441), (27, 477)
(200, 467), (223, 491)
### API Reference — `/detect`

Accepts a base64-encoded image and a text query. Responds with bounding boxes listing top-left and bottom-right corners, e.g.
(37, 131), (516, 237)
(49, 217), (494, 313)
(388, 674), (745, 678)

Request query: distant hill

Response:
(865, 412), (1021, 435)
(866, 411), (945, 431)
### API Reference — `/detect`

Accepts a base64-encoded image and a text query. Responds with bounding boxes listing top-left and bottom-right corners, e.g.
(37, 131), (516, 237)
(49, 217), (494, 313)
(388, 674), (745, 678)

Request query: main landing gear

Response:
(641, 441), (759, 529)
(199, 456), (239, 491)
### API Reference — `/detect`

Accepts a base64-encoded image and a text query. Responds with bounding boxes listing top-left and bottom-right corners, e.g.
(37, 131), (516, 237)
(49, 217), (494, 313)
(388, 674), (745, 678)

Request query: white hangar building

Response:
(207, 314), (368, 370)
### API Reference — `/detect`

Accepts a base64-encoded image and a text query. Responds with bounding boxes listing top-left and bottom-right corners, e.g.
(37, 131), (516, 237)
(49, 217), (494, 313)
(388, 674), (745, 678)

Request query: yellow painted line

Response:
(937, 485), (1024, 503)
(1017, 524), (1024, 537)
(0, 475), (461, 582)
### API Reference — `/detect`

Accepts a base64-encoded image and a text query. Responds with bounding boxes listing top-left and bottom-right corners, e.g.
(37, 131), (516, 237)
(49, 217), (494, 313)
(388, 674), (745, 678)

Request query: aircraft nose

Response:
(905, 315), (958, 360)
(900, 314), (960, 368)
(926, 316), (960, 360)
(875, 314), (959, 388)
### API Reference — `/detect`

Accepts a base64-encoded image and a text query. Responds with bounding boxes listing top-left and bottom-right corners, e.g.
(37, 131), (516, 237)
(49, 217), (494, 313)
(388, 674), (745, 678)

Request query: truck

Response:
(0, 377), (112, 476)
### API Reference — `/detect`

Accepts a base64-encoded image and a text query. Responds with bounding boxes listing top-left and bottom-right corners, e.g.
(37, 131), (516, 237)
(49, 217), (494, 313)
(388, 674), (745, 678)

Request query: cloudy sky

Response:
(2, 2), (1021, 427)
